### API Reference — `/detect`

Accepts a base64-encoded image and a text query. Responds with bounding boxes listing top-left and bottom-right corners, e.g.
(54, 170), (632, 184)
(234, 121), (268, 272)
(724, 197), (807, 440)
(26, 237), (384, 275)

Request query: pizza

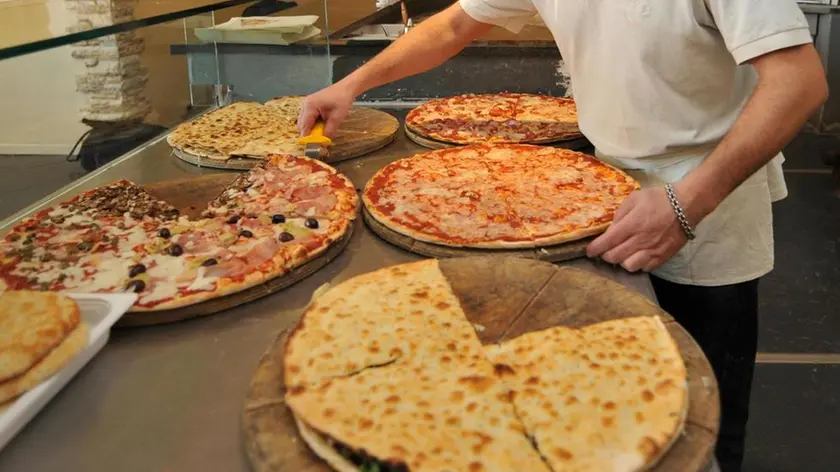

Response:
(167, 97), (304, 160)
(0, 155), (358, 312)
(0, 291), (89, 404)
(405, 93), (581, 145)
(363, 144), (640, 248)
(284, 260), (687, 472)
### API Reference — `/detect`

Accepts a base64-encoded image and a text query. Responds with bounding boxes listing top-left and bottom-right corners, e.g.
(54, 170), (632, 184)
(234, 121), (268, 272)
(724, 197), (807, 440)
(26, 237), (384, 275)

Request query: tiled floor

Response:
(1, 132), (839, 470)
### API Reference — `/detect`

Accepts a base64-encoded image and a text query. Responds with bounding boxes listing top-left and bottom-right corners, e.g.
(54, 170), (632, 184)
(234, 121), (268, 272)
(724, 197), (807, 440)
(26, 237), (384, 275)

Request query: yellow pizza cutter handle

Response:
(298, 119), (333, 146)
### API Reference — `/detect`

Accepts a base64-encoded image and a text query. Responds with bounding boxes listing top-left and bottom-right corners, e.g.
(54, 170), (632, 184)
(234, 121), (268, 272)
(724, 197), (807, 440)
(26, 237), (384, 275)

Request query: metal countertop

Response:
(0, 116), (657, 472)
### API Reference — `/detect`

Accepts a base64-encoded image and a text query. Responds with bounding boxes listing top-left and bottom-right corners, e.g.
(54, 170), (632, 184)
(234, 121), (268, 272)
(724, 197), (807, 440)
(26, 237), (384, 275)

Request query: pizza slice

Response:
(284, 260), (552, 472)
(485, 317), (688, 472)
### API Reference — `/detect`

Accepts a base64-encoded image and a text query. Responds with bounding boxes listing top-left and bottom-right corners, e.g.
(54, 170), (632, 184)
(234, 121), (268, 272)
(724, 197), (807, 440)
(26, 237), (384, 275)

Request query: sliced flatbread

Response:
(284, 259), (482, 388)
(166, 101), (304, 160)
(285, 260), (551, 472)
(0, 323), (89, 404)
(0, 291), (81, 382)
(485, 316), (688, 472)
(264, 95), (303, 123)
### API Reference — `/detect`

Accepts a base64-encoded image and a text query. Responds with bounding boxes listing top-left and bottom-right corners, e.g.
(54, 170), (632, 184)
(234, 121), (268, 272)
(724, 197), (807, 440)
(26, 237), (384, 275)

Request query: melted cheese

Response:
(141, 280), (179, 304)
(117, 225), (148, 252)
(186, 267), (220, 292)
(146, 253), (188, 279)
(139, 253), (189, 304)
(75, 255), (129, 292)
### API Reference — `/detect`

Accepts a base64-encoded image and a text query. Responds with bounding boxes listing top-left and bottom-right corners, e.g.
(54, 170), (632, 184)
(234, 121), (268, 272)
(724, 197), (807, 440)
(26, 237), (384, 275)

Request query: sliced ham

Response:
(204, 258), (250, 279)
(244, 237), (281, 267)
(241, 218), (263, 230)
(295, 194), (337, 217)
(177, 230), (218, 253)
(291, 185), (330, 201)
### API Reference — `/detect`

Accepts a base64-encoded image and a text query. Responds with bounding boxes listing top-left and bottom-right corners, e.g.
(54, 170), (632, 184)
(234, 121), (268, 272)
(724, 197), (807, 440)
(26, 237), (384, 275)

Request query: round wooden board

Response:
(242, 257), (720, 472)
(172, 107), (400, 170)
(404, 123), (592, 151)
(115, 174), (356, 327)
(362, 206), (593, 263)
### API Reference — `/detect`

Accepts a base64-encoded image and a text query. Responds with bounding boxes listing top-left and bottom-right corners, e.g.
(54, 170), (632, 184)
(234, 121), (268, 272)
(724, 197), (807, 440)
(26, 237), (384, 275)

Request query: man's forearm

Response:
(676, 44), (828, 222)
(338, 4), (492, 96)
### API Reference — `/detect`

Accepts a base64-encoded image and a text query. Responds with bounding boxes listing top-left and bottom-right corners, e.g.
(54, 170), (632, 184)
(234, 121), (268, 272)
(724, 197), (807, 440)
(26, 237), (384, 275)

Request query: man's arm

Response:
(677, 44), (828, 221)
(588, 44), (828, 272)
(299, 4), (493, 136)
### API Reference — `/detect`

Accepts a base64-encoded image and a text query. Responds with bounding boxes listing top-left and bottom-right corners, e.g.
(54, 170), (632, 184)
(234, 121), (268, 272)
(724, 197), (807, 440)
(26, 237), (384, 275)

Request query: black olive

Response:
(304, 218), (319, 229)
(278, 232), (295, 242)
(201, 258), (218, 267)
(77, 241), (93, 251)
(227, 214), (241, 224)
(239, 230), (254, 238)
(129, 264), (146, 278)
(102, 235), (110, 242)
(125, 279), (146, 293)
(51, 216), (65, 224)
(158, 228), (171, 239)
(168, 244), (184, 256)
(7, 233), (20, 242)
(271, 214), (286, 224)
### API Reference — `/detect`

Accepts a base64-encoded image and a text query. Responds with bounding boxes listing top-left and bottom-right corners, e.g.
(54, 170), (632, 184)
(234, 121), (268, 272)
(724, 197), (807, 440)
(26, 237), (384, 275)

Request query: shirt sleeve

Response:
(459, 0), (538, 34)
(697, 0), (813, 64)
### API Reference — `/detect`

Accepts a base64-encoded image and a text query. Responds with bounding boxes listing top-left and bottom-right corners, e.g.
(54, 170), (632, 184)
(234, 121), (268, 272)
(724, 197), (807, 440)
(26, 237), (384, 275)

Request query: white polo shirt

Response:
(460, 0), (813, 286)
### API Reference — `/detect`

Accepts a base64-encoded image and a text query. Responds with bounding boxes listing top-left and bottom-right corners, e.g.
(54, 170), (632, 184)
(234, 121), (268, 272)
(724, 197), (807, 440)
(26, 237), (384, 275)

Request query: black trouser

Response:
(650, 275), (759, 472)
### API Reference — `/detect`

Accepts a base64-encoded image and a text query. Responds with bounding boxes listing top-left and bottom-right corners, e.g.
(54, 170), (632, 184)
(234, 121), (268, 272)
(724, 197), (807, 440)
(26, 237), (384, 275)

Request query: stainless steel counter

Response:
(0, 118), (657, 472)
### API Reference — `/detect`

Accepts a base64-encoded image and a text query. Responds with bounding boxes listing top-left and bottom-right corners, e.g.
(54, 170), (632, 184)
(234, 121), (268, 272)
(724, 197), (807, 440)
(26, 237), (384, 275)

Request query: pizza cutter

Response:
(298, 118), (332, 160)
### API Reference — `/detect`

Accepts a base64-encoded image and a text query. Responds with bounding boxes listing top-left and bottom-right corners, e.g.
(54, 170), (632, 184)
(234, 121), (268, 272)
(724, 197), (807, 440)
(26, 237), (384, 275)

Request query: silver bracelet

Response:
(664, 184), (696, 240)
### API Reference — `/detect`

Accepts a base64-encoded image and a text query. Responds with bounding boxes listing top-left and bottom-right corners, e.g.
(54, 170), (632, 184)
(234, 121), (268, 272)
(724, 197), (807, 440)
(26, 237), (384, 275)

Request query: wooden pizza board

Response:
(242, 257), (720, 472)
(115, 173), (355, 327)
(172, 108), (400, 171)
(362, 206), (593, 263)
(404, 123), (592, 151)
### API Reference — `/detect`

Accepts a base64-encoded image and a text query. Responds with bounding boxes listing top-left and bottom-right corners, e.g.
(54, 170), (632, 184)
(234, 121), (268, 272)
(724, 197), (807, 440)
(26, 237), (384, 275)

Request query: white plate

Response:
(211, 15), (319, 33)
(0, 293), (137, 450)
(195, 25), (322, 45)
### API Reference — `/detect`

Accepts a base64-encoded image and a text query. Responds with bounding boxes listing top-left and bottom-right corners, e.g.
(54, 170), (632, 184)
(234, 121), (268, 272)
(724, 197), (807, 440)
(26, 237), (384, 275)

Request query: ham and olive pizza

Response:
(0, 155), (358, 311)
(363, 144), (640, 249)
(405, 93), (581, 145)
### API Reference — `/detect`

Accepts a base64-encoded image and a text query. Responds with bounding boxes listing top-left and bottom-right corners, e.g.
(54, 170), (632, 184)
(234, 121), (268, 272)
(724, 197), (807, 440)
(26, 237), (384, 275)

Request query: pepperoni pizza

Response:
(363, 144), (639, 248)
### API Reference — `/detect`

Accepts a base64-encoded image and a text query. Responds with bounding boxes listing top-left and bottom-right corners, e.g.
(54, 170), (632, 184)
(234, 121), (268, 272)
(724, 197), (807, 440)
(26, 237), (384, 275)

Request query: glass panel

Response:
(0, 0), (255, 60)
(0, 15), (205, 223)
(0, 0), (334, 227)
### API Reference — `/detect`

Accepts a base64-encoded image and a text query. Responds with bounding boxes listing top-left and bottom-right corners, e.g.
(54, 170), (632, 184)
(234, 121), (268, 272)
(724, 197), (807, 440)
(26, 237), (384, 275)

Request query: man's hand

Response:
(298, 84), (355, 138)
(586, 187), (689, 273)
(297, 4), (490, 138)
(588, 44), (827, 274)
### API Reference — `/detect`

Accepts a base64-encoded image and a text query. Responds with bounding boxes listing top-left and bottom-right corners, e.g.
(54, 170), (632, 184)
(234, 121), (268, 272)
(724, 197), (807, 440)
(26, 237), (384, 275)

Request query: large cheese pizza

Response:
(284, 260), (688, 472)
(0, 155), (358, 311)
(405, 93), (581, 145)
(167, 97), (305, 160)
(363, 144), (639, 248)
